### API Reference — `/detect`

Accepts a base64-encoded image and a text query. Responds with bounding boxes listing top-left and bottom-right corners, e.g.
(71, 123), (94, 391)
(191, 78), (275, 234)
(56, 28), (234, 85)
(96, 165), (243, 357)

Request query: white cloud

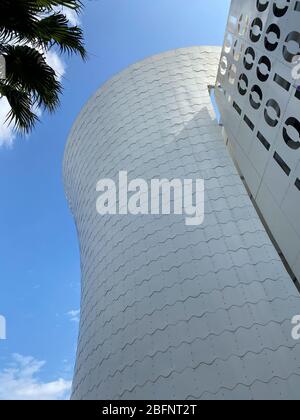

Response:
(67, 310), (80, 323)
(0, 354), (72, 400)
(44, 50), (66, 81)
(59, 7), (81, 27)
(0, 97), (16, 147)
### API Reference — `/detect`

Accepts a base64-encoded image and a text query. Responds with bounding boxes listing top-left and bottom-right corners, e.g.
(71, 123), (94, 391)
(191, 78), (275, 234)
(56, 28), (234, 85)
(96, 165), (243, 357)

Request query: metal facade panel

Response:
(215, 0), (300, 280)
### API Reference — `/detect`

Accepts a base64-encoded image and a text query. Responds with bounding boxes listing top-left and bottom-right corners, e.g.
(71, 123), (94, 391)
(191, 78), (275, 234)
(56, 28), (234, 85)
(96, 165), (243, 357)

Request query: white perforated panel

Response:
(215, 0), (300, 281)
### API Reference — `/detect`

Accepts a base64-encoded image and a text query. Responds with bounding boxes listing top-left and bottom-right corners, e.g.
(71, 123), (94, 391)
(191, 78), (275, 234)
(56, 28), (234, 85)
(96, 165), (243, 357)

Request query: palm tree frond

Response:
(0, 0), (39, 43)
(36, 0), (83, 11)
(0, 0), (86, 134)
(2, 44), (62, 112)
(36, 13), (86, 59)
(0, 81), (39, 134)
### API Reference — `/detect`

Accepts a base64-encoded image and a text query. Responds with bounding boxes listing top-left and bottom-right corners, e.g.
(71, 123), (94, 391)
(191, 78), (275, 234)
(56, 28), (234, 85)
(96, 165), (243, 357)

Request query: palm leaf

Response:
(36, 13), (86, 59)
(36, 0), (83, 11)
(0, 0), (86, 134)
(0, 0), (39, 43)
(0, 81), (39, 133)
(1, 44), (62, 112)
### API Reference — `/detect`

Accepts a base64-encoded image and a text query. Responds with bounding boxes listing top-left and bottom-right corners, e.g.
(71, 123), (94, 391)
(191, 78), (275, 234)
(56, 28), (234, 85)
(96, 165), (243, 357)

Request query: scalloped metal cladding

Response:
(216, 0), (300, 283)
(64, 44), (300, 400)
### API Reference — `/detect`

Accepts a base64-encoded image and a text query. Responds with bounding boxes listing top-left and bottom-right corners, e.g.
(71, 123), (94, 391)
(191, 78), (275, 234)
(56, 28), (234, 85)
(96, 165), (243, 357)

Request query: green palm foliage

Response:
(0, 0), (86, 133)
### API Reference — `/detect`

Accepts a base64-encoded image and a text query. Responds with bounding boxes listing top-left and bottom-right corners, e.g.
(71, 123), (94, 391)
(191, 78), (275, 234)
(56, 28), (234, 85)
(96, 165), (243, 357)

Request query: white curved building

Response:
(64, 46), (300, 400)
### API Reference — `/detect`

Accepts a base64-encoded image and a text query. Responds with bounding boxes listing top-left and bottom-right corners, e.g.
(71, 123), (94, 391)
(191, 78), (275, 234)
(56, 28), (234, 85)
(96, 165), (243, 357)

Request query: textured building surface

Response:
(63, 46), (300, 400)
(215, 0), (300, 281)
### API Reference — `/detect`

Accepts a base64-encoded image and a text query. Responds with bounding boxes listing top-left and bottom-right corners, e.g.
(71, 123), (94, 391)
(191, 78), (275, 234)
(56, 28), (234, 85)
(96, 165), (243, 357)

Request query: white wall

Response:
(216, 0), (300, 281)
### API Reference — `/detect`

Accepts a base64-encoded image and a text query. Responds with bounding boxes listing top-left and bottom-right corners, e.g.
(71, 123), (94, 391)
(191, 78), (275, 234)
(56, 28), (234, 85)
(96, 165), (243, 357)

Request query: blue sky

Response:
(0, 0), (230, 399)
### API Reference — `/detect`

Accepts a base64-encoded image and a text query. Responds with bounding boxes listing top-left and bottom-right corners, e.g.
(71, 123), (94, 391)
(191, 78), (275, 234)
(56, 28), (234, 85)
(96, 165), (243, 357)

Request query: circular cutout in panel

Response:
(228, 64), (237, 85)
(283, 117), (300, 150)
(220, 56), (228, 76)
(257, 0), (270, 12)
(265, 24), (280, 51)
(257, 56), (272, 82)
(283, 32), (300, 63)
(238, 73), (248, 96)
(244, 47), (256, 70)
(264, 99), (281, 127)
(250, 18), (263, 43)
(224, 33), (233, 54)
(250, 85), (263, 110)
(273, 0), (290, 17)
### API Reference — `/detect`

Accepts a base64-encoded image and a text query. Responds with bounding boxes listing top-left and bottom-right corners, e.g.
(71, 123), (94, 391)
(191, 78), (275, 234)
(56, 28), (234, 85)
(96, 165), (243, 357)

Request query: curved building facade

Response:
(64, 47), (300, 400)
